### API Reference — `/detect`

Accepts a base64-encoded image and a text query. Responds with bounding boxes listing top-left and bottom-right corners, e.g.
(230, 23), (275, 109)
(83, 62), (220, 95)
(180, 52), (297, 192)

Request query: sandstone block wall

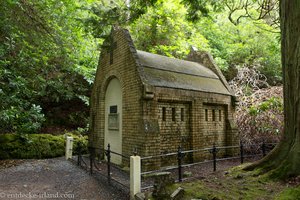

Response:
(90, 29), (238, 171)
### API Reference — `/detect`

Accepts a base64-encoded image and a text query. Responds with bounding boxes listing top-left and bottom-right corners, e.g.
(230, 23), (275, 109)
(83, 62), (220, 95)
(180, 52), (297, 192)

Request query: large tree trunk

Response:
(245, 0), (300, 178)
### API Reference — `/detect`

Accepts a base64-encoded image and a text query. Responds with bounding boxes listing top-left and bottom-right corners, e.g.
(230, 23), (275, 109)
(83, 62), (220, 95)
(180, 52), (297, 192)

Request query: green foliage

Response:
(130, 0), (281, 82)
(196, 12), (281, 80)
(0, 0), (282, 134)
(180, 0), (215, 21)
(182, 0), (279, 26)
(0, 134), (65, 159)
(130, 0), (211, 58)
(83, 0), (157, 40)
(0, 0), (99, 133)
(247, 97), (283, 134)
(249, 97), (283, 116)
(65, 130), (89, 153)
(0, 68), (45, 134)
(235, 86), (283, 144)
(0, 104), (45, 135)
(0, 133), (88, 159)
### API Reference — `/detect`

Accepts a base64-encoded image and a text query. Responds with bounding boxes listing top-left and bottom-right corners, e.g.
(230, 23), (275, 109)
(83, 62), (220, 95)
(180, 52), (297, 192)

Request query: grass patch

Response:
(276, 185), (300, 200)
(0, 133), (87, 159)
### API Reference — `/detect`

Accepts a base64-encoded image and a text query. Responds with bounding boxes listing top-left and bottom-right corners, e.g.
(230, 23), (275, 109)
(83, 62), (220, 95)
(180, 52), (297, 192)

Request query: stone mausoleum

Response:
(89, 27), (238, 169)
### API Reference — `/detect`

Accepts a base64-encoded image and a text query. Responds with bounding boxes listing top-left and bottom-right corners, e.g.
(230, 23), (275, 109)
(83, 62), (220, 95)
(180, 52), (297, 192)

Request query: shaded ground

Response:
(140, 157), (261, 190)
(170, 164), (300, 200)
(76, 155), (130, 190)
(0, 158), (128, 200)
(1, 156), (298, 200)
(76, 154), (266, 192)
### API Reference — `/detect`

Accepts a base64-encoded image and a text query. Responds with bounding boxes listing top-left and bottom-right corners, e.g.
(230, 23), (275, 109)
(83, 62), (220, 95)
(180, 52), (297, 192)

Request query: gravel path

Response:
(0, 158), (129, 200)
(0, 156), (262, 200)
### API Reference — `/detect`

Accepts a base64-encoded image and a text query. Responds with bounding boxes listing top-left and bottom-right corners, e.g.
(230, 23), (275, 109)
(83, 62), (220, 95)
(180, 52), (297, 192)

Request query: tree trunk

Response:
(245, 0), (300, 178)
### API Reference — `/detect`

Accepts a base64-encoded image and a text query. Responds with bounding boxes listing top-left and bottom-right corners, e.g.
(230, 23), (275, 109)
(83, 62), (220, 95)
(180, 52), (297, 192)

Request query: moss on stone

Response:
(163, 166), (296, 200)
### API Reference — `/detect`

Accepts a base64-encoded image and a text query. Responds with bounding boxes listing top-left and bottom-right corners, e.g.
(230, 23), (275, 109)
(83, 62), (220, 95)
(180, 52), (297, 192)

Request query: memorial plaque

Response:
(108, 113), (119, 130)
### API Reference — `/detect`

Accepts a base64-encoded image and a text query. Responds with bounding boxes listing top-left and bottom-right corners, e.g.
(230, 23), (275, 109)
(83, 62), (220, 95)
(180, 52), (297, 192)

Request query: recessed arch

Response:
(104, 77), (122, 164)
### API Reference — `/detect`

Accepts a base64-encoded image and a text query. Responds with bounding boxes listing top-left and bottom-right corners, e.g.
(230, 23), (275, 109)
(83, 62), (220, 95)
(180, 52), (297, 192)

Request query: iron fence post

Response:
(262, 141), (266, 157)
(77, 142), (81, 166)
(240, 141), (244, 164)
(177, 146), (183, 182)
(212, 144), (217, 172)
(106, 143), (111, 185)
(89, 147), (94, 175)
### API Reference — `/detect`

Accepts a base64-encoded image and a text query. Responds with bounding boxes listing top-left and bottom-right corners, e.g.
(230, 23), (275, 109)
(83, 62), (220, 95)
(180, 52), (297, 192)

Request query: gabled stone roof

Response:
(136, 50), (231, 95)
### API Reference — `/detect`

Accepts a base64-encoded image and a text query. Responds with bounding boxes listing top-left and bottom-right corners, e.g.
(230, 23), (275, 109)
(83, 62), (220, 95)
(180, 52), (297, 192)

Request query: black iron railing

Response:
(75, 143), (131, 190)
(73, 140), (277, 192)
(140, 141), (277, 190)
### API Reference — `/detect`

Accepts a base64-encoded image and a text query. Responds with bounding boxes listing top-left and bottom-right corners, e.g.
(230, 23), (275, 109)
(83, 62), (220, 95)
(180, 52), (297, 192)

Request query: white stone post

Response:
(65, 136), (73, 160)
(130, 155), (141, 199)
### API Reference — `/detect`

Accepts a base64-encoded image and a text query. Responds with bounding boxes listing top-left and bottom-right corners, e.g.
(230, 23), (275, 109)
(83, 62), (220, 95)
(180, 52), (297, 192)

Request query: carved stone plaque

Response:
(108, 113), (119, 130)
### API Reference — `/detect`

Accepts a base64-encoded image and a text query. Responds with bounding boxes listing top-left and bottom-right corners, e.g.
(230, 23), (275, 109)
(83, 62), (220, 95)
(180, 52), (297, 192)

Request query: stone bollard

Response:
(130, 155), (141, 200)
(170, 187), (185, 200)
(65, 136), (73, 160)
(152, 172), (173, 199)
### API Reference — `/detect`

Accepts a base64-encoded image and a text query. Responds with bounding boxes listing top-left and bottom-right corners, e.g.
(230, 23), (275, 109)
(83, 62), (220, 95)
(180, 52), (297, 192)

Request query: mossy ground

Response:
(161, 164), (300, 200)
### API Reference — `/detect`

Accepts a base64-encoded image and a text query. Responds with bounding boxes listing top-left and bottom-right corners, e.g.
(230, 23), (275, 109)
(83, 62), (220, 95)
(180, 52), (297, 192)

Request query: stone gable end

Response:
(90, 28), (238, 170)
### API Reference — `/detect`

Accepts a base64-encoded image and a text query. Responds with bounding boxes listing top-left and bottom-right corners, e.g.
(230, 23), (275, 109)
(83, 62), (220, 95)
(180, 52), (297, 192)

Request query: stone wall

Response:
(90, 28), (145, 163)
(157, 102), (191, 166)
(90, 28), (238, 170)
(141, 87), (238, 168)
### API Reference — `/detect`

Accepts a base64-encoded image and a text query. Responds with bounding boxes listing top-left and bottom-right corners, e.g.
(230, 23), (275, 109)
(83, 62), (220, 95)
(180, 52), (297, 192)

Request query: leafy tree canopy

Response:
(0, 0), (282, 135)
(0, 0), (99, 134)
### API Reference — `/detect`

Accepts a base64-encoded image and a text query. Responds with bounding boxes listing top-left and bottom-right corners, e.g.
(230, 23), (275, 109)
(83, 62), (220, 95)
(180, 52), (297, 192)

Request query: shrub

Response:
(0, 103), (46, 135)
(238, 94), (283, 145)
(67, 132), (89, 155)
(230, 67), (283, 147)
(0, 133), (88, 159)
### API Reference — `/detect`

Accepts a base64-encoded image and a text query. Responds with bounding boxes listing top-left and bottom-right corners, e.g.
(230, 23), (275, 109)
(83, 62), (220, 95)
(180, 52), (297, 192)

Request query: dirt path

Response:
(0, 158), (129, 200)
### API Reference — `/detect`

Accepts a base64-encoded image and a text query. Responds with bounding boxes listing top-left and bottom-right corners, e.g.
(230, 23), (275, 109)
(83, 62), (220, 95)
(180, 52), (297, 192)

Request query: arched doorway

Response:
(104, 78), (122, 164)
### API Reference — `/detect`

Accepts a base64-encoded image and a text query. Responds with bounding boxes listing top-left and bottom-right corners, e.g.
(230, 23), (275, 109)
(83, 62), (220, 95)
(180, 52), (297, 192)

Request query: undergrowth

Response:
(0, 133), (88, 159)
